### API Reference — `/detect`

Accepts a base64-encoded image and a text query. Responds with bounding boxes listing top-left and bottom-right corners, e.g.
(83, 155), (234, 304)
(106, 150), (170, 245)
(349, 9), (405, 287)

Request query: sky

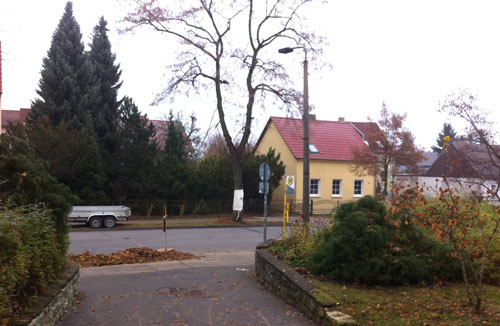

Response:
(1, 0), (500, 150)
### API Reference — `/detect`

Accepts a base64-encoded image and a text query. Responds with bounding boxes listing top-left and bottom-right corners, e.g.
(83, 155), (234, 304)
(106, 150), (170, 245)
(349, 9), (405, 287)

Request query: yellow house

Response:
(255, 116), (376, 214)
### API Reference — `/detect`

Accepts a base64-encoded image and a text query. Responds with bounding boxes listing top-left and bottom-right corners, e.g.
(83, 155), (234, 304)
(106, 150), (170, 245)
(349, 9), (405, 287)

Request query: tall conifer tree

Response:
(432, 123), (457, 153)
(108, 97), (158, 201)
(88, 16), (123, 154)
(27, 2), (107, 203)
(25, 115), (107, 203)
(29, 1), (99, 129)
(156, 112), (190, 201)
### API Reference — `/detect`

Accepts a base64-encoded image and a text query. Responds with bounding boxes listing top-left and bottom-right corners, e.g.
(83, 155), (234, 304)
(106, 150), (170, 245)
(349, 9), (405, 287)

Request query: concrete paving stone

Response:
(59, 251), (316, 326)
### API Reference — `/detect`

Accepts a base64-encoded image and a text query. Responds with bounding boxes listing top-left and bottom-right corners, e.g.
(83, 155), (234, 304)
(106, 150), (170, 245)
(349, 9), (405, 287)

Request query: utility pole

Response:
(278, 46), (310, 223)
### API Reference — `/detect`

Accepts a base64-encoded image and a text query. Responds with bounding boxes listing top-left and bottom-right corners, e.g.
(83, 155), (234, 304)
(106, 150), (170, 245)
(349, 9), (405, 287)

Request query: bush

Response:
(270, 224), (316, 266)
(307, 196), (461, 285)
(270, 218), (330, 266)
(0, 134), (77, 256)
(483, 237), (500, 285)
(0, 205), (67, 319)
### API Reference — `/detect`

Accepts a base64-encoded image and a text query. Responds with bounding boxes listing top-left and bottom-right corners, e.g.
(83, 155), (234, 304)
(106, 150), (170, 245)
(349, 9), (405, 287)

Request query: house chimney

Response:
(338, 117), (345, 122)
(309, 114), (316, 120)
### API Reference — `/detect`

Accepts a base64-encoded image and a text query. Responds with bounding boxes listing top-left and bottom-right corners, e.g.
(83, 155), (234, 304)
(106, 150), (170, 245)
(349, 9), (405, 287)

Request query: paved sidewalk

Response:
(58, 251), (316, 326)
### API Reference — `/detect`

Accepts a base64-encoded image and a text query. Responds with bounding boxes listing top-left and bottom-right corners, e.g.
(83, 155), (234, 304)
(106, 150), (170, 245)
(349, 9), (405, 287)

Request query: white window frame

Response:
(354, 180), (364, 197)
(331, 179), (342, 197)
(491, 184), (498, 193)
(310, 179), (321, 197)
(309, 143), (320, 154)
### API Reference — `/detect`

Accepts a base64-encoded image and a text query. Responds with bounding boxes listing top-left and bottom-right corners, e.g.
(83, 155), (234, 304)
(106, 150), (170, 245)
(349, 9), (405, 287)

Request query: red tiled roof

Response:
(351, 121), (385, 150)
(270, 117), (372, 161)
(147, 118), (194, 152)
(148, 119), (168, 145)
(1, 108), (30, 127)
(425, 142), (500, 180)
(2, 110), (20, 127)
(351, 122), (381, 139)
(19, 108), (30, 122)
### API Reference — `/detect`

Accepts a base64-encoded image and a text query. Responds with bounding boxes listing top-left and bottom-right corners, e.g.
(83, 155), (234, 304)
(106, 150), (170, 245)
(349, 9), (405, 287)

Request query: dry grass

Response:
(312, 279), (500, 325)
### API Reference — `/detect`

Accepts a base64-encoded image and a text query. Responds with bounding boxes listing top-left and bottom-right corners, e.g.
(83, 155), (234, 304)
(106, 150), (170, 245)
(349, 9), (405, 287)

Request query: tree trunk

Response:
(383, 163), (389, 196)
(474, 297), (482, 315)
(231, 151), (244, 222)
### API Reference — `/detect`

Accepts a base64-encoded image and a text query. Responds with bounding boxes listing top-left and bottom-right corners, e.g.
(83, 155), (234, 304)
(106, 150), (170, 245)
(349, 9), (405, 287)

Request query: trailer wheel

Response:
(88, 217), (103, 228)
(104, 216), (117, 228)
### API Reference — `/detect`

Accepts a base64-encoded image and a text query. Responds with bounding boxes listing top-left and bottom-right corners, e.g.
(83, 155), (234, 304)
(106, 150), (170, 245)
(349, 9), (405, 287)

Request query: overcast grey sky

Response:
(1, 0), (499, 150)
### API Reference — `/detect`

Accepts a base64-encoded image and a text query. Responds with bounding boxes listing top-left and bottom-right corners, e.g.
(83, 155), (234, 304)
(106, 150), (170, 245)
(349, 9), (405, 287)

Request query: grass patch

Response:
(70, 219), (282, 230)
(311, 279), (500, 325)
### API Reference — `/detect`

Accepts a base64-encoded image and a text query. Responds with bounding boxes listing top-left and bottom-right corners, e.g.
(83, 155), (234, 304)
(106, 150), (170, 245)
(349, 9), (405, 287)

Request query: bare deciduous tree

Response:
(441, 90), (500, 201)
(122, 0), (322, 220)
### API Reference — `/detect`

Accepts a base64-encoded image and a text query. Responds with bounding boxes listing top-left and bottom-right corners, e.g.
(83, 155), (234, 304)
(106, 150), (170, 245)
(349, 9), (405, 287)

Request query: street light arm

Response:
(278, 45), (304, 53)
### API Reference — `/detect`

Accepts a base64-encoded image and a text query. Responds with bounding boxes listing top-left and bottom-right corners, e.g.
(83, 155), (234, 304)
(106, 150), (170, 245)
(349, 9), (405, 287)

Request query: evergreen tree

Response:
(23, 115), (107, 203)
(29, 1), (99, 129)
(108, 97), (158, 201)
(195, 155), (233, 211)
(243, 148), (286, 200)
(155, 113), (191, 202)
(0, 132), (78, 255)
(88, 16), (123, 155)
(432, 123), (457, 153)
(164, 112), (188, 162)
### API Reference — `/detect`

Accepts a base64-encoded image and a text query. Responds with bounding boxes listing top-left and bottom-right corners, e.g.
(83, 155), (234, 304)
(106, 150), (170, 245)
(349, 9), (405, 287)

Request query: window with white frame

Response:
(309, 143), (320, 154)
(354, 180), (364, 196)
(332, 179), (342, 197)
(310, 179), (321, 196)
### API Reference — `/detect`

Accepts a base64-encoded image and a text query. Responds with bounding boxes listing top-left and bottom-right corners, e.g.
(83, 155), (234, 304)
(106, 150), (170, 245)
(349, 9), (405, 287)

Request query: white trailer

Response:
(68, 206), (131, 228)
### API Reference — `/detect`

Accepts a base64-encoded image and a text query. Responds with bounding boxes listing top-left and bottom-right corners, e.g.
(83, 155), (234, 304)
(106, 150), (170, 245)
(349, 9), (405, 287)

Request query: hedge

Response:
(0, 205), (67, 319)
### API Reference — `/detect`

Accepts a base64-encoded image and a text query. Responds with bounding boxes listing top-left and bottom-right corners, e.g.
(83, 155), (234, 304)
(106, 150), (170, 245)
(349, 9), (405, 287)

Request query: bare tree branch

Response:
(122, 0), (324, 218)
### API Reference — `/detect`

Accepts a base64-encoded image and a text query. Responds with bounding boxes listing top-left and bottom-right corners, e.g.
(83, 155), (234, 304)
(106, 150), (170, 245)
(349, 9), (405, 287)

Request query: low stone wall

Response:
(11, 261), (79, 326)
(255, 241), (355, 326)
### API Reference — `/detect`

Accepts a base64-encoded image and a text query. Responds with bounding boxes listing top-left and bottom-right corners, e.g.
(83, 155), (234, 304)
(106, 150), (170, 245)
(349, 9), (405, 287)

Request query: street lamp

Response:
(279, 46), (310, 224)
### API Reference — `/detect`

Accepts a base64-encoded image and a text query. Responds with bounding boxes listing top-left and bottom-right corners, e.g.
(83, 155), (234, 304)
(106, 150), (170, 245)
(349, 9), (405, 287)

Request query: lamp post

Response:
(278, 46), (310, 224)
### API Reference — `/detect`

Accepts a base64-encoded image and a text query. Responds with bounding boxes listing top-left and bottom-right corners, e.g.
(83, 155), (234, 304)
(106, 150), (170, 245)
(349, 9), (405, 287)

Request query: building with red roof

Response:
(1, 108), (30, 134)
(255, 116), (376, 213)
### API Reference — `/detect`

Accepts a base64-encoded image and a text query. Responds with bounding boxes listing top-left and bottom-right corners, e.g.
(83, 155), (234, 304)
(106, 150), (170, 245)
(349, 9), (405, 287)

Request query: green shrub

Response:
(0, 134), (77, 256)
(270, 218), (329, 266)
(484, 237), (500, 285)
(270, 224), (315, 266)
(307, 196), (461, 286)
(0, 205), (66, 319)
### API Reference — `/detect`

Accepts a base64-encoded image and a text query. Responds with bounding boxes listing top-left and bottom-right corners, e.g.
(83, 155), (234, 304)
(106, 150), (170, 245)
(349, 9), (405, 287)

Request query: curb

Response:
(70, 223), (284, 232)
(254, 241), (356, 326)
(11, 261), (79, 326)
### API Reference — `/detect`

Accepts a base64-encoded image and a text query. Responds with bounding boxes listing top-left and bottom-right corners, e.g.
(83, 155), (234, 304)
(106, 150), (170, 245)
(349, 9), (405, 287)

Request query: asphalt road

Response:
(69, 226), (284, 254)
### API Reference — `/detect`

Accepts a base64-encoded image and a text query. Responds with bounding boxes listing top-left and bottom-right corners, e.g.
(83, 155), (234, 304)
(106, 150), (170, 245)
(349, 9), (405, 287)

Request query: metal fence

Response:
(88, 198), (349, 217)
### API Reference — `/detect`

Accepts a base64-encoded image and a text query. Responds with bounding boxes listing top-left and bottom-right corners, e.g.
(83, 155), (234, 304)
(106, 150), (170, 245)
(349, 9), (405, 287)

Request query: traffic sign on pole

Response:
(259, 162), (270, 181)
(259, 162), (271, 241)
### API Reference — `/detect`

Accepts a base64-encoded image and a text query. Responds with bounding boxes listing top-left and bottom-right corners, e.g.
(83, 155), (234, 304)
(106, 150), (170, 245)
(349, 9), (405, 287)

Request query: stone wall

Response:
(11, 261), (79, 326)
(255, 241), (355, 326)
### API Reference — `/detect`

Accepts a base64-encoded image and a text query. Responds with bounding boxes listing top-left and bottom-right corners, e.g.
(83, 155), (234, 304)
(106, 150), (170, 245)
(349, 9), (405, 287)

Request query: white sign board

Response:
(232, 189), (244, 211)
(286, 175), (295, 194)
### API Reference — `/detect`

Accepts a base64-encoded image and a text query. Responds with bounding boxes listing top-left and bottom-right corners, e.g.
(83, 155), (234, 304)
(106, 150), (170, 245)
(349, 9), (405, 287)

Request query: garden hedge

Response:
(0, 205), (67, 319)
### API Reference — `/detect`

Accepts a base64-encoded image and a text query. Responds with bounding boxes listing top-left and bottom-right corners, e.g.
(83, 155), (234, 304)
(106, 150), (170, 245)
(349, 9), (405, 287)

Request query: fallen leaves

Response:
(68, 247), (200, 267)
(214, 217), (247, 225)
